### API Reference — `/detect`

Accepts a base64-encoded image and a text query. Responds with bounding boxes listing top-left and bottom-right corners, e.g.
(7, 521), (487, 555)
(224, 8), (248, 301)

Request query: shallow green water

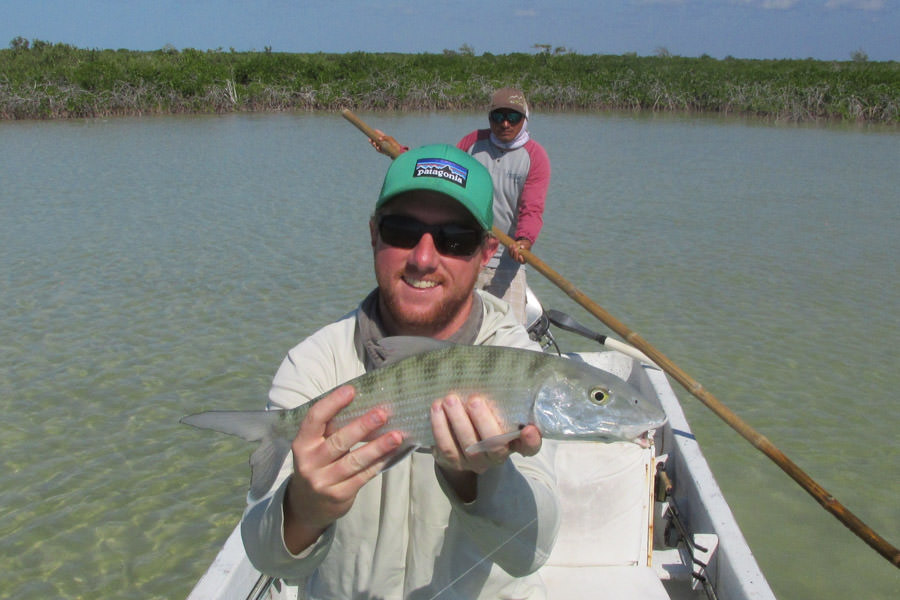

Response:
(1, 112), (897, 599)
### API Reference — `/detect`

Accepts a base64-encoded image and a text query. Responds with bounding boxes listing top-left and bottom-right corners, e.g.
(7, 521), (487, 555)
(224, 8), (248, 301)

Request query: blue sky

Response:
(2, 1), (897, 61)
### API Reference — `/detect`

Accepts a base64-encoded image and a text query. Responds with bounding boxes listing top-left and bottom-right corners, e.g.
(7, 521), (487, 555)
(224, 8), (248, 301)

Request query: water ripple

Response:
(1, 113), (897, 600)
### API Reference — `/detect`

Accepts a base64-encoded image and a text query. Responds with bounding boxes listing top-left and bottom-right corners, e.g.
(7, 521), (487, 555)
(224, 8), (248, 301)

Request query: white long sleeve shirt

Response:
(240, 291), (560, 599)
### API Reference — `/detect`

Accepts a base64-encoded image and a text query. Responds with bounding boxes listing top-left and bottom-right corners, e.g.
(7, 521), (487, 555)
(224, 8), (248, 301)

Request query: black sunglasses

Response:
(377, 214), (484, 257)
(489, 110), (524, 125)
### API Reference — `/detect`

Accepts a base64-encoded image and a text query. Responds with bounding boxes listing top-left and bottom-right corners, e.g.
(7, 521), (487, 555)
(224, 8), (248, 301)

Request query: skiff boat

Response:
(185, 294), (775, 600)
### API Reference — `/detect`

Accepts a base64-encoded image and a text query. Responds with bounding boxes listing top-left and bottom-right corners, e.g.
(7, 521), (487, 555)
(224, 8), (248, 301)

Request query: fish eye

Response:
(590, 387), (610, 406)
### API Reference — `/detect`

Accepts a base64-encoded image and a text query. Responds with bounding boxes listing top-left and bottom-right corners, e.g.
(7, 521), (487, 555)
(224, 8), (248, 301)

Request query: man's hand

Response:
(368, 129), (404, 156)
(430, 393), (542, 501)
(283, 385), (403, 554)
(508, 238), (533, 264)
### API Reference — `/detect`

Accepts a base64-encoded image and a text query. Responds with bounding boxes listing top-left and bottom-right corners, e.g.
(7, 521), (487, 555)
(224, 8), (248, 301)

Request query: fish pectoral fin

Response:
(465, 430), (523, 455)
(380, 443), (421, 472)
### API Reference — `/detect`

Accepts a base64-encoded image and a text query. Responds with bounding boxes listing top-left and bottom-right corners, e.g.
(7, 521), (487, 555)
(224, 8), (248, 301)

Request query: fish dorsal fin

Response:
(375, 336), (455, 367)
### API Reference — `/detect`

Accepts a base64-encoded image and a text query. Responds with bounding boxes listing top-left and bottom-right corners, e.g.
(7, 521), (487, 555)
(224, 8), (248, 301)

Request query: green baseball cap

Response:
(376, 144), (493, 231)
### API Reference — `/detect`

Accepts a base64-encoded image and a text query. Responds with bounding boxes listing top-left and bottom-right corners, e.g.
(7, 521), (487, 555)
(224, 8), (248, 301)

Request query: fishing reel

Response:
(524, 287), (561, 354)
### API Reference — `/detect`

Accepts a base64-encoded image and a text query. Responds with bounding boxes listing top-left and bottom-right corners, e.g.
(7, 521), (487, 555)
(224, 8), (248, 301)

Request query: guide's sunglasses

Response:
(489, 110), (524, 125)
(377, 214), (484, 257)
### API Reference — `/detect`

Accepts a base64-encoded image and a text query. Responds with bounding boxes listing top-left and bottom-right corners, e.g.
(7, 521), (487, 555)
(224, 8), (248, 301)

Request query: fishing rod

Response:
(545, 309), (659, 369)
(341, 108), (900, 569)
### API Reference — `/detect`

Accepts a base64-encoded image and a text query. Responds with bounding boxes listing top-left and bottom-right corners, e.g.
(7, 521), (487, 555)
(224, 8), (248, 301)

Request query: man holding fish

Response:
(183, 143), (667, 596)
(241, 145), (560, 598)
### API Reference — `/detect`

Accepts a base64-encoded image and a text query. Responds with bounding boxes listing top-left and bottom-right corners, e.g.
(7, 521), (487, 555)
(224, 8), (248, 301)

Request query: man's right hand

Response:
(282, 385), (403, 554)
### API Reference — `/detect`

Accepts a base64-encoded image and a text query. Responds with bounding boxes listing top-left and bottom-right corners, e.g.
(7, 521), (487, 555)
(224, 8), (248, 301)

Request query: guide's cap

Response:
(376, 144), (493, 231)
(489, 87), (529, 118)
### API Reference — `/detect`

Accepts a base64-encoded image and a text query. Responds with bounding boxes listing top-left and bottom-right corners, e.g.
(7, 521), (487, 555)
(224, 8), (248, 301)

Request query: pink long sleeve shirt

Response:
(457, 130), (551, 267)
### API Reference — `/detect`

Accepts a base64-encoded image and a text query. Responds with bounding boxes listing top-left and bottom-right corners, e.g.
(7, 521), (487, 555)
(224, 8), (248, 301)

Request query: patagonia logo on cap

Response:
(413, 158), (468, 188)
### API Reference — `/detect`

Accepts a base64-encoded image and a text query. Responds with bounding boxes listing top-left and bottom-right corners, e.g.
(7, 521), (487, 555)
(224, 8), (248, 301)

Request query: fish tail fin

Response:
(180, 410), (280, 441)
(180, 410), (292, 499)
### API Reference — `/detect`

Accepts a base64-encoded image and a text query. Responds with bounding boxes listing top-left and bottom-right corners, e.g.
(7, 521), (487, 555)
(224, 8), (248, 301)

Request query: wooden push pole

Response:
(341, 108), (900, 569)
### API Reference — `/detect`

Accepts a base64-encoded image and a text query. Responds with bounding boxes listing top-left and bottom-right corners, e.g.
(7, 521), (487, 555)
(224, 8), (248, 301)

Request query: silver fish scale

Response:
(283, 345), (551, 448)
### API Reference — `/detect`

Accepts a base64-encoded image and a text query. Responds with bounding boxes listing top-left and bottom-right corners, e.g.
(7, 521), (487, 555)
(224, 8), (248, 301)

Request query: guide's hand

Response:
(368, 129), (403, 155)
(509, 238), (533, 264)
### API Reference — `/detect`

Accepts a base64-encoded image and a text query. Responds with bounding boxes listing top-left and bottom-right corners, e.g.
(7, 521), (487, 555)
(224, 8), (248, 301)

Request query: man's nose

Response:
(407, 232), (440, 268)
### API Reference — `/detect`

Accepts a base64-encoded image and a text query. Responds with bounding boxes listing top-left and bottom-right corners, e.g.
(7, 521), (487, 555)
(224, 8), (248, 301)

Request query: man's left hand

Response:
(430, 393), (542, 500)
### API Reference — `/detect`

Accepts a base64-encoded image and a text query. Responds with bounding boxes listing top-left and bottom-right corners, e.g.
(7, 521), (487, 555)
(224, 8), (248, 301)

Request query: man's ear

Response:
(480, 235), (500, 266)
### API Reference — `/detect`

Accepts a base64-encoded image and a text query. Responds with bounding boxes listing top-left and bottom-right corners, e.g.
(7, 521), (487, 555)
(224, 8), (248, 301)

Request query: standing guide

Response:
(240, 145), (561, 599)
(372, 87), (552, 324)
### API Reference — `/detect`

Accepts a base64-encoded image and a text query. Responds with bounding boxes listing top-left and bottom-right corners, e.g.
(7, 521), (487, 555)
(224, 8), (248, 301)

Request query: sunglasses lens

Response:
(378, 216), (482, 257)
(490, 111), (523, 125)
(378, 215), (422, 249)
(435, 225), (482, 257)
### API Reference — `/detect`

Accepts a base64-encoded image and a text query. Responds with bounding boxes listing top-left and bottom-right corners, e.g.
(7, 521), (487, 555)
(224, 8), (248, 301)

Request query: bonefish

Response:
(181, 337), (666, 498)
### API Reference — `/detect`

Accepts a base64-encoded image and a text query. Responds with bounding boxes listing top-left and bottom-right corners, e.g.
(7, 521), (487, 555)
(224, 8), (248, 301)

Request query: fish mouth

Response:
(621, 419), (667, 447)
(633, 431), (655, 449)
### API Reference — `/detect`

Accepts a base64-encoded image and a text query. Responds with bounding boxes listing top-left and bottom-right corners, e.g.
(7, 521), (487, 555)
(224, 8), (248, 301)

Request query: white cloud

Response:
(759, 0), (799, 8)
(514, 9), (538, 17)
(730, 0), (800, 9)
(825, 0), (885, 10)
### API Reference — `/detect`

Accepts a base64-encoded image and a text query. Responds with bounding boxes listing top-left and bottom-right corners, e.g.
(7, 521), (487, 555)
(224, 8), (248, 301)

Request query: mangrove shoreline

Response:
(2, 41), (898, 124)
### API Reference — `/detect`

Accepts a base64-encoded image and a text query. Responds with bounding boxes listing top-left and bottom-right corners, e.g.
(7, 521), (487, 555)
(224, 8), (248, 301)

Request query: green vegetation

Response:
(2, 39), (898, 123)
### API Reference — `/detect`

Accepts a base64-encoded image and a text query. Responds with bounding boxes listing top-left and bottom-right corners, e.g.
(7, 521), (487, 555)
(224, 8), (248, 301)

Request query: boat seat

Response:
(540, 440), (669, 598)
(539, 565), (669, 598)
